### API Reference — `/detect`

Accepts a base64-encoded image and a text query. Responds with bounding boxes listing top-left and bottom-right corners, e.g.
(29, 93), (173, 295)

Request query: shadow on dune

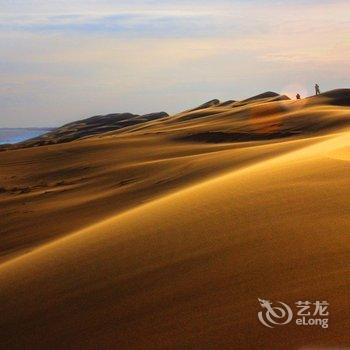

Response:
(176, 131), (296, 143)
(176, 117), (350, 144)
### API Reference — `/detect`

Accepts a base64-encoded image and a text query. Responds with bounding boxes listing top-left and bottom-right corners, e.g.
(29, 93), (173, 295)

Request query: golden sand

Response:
(0, 91), (349, 349)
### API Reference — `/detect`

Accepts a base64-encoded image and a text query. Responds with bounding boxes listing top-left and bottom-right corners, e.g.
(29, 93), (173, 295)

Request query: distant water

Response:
(0, 128), (52, 145)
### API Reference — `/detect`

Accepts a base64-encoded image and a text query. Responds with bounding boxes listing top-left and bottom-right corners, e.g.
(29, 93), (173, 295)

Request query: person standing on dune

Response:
(296, 93), (301, 100)
(315, 83), (321, 95)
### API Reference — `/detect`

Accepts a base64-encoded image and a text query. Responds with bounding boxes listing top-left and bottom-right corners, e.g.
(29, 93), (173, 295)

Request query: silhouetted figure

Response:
(296, 93), (301, 100)
(315, 84), (321, 95)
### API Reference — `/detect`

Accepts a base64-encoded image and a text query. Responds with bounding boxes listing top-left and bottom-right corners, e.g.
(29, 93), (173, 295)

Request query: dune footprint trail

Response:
(0, 129), (349, 349)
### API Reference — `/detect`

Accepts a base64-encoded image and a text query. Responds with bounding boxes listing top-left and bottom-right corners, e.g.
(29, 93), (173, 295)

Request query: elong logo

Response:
(258, 299), (329, 329)
(258, 299), (293, 328)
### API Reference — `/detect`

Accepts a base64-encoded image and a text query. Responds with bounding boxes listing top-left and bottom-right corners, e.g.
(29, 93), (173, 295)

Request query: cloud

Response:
(0, 0), (349, 126)
(0, 0), (349, 39)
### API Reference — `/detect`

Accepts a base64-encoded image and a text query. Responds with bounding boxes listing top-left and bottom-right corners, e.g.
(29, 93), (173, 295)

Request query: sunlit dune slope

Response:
(0, 130), (349, 349)
(2, 90), (349, 261)
(0, 126), (317, 262)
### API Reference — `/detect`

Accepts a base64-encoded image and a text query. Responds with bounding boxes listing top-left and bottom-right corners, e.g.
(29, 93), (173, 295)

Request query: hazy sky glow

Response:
(1, 0), (349, 127)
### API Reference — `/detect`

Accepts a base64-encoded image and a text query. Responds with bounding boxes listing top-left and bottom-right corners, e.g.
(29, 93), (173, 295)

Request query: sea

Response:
(0, 128), (52, 145)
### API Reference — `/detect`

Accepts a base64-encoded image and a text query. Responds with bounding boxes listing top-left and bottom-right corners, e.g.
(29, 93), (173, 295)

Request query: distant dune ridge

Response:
(1, 89), (349, 151)
(0, 89), (349, 349)
(0, 111), (168, 149)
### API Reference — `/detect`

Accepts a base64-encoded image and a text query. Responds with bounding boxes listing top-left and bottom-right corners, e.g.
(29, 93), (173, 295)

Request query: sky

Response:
(0, 0), (349, 127)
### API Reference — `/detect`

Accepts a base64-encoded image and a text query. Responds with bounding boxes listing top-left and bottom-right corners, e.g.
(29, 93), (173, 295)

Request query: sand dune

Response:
(0, 90), (349, 349)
